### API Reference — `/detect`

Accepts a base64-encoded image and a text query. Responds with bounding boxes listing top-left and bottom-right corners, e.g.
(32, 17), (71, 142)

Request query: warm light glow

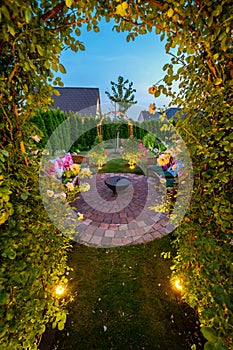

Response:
(55, 285), (65, 296)
(174, 279), (183, 291)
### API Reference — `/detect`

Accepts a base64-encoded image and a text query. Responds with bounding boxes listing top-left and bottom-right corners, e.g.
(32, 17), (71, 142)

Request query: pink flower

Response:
(46, 165), (56, 175)
(56, 159), (64, 169)
(104, 151), (108, 156)
(62, 153), (73, 170)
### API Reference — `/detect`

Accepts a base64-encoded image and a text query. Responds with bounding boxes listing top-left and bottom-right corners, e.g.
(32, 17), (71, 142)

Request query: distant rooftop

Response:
(138, 107), (183, 122)
(138, 110), (161, 122)
(51, 87), (101, 117)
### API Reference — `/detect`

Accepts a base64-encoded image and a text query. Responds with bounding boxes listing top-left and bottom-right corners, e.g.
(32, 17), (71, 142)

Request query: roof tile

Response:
(52, 87), (100, 117)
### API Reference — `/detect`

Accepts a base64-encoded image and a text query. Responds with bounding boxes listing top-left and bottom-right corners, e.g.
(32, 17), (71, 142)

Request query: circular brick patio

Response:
(72, 173), (174, 247)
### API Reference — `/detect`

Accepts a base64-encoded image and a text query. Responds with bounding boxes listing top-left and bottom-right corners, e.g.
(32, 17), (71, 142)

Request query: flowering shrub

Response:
(45, 153), (92, 203)
(123, 151), (142, 167)
(122, 138), (147, 167)
(89, 151), (108, 168)
(89, 144), (108, 168)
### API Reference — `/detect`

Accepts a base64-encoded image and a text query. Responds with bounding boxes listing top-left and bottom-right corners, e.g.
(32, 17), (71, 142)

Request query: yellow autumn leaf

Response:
(116, 2), (128, 16)
(167, 8), (174, 17)
(66, 0), (73, 7)
(122, 1), (129, 10)
(214, 78), (222, 85)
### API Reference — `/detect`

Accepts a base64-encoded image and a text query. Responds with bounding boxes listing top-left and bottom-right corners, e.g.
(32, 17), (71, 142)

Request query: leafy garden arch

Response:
(1, 1), (232, 349)
(97, 110), (134, 140)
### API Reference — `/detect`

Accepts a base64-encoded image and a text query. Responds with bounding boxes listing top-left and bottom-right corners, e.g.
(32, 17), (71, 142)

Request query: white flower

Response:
(59, 192), (67, 198)
(47, 190), (54, 197)
(78, 182), (90, 192)
(54, 192), (67, 199)
(31, 135), (40, 142)
(66, 182), (75, 191)
(79, 167), (92, 179)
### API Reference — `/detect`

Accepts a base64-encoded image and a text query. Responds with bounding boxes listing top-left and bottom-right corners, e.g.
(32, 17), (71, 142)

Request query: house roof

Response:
(51, 87), (100, 117)
(166, 107), (181, 119)
(138, 110), (161, 121)
(138, 107), (183, 122)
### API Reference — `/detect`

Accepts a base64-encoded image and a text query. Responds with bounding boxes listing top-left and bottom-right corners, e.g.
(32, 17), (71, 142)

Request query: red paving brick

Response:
(72, 173), (174, 247)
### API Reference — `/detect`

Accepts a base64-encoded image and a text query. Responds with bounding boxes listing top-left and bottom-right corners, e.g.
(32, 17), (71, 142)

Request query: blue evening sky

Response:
(57, 20), (174, 117)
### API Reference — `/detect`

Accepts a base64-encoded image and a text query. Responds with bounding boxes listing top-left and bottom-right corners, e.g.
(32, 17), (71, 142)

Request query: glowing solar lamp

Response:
(55, 285), (66, 297)
(174, 279), (183, 291)
(171, 276), (184, 293)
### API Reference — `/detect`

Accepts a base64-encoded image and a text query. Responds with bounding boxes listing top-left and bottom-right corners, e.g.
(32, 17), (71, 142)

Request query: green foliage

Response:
(33, 109), (99, 153)
(92, 135), (102, 146)
(0, 0), (88, 346)
(0, 147), (72, 349)
(201, 327), (228, 350)
(34, 110), (146, 154)
(105, 75), (137, 113)
(33, 108), (69, 151)
(142, 132), (156, 149)
(154, 2), (233, 348)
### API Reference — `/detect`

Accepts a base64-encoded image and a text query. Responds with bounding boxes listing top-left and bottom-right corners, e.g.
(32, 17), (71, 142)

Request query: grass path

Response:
(54, 236), (204, 349)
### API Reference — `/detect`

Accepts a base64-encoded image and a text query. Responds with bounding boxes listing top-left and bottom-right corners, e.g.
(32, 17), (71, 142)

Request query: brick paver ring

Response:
(71, 173), (172, 247)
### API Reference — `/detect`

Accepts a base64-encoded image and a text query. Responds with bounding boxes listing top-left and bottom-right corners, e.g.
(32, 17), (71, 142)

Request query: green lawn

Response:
(53, 236), (204, 349)
(79, 148), (153, 176)
(98, 157), (144, 175)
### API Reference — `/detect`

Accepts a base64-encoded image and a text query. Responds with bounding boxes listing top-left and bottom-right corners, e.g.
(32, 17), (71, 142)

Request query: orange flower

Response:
(148, 85), (158, 94)
(149, 103), (156, 114)
(184, 217), (191, 222)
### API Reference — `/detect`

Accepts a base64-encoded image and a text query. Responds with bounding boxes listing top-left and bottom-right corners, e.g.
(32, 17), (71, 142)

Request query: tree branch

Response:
(145, 0), (167, 11)
(42, 2), (66, 22)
